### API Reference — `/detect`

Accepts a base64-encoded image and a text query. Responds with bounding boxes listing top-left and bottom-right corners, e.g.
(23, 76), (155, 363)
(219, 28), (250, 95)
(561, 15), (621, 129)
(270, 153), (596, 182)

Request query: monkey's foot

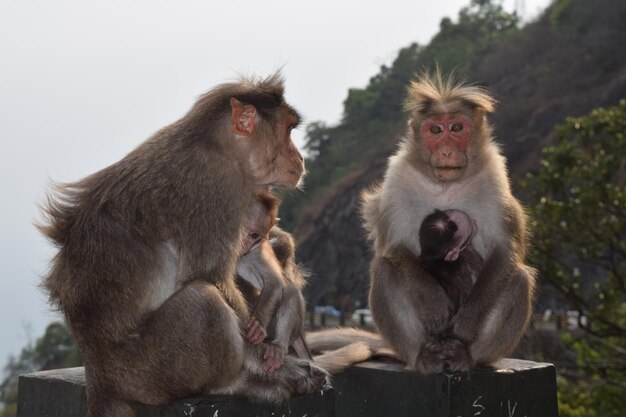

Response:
(415, 341), (445, 374)
(246, 316), (267, 346)
(439, 338), (473, 372)
(286, 359), (330, 395)
(262, 343), (286, 374)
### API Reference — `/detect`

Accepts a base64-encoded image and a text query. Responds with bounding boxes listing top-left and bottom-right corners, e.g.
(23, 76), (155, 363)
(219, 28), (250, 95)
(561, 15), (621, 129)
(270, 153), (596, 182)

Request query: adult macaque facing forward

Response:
(39, 74), (324, 417)
(362, 72), (536, 373)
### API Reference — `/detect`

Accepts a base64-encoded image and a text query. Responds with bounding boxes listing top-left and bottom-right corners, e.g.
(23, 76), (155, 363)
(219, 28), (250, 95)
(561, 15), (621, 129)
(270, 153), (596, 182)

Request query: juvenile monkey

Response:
(362, 71), (536, 374)
(236, 192), (313, 373)
(39, 74), (326, 417)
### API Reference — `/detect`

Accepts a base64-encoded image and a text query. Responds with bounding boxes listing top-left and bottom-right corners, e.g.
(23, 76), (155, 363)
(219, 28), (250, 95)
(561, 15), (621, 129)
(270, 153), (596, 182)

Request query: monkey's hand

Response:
(262, 343), (286, 373)
(246, 316), (268, 346)
(439, 338), (473, 372)
(415, 341), (446, 374)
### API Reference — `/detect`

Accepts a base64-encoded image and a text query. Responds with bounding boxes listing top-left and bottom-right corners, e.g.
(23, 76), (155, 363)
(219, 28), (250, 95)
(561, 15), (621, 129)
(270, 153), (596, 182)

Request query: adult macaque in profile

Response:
(362, 72), (536, 374)
(39, 74), (326, 417)
(236, 191), (313, 373)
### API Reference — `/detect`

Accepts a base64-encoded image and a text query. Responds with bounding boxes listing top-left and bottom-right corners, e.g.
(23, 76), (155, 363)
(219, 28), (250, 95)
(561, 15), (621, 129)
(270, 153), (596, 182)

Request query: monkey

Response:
(361, 71), (537, 374)
(413, 209), (483, 372)
(418, 208), (482, 314)
(39, 74), (328, 417)
(235, 191), (314, 374)
(305, 208), (484, 373)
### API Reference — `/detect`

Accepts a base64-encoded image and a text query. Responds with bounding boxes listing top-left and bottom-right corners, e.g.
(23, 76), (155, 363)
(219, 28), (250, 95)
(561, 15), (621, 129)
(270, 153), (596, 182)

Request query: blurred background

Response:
(1, 0), (624, 416)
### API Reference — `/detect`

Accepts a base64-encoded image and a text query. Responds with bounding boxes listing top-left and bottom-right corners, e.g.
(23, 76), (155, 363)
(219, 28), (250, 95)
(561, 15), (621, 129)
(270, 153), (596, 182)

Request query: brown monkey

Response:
(362, 71), (536, 374)
(236, 192), (313, 373)
(306, 209), (483, 372)
(39, 74), (326, 417)
(415, 209), (483, 372)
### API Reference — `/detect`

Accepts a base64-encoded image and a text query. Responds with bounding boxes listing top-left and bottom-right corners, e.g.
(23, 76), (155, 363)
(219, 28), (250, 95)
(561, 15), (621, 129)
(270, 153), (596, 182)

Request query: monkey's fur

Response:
(39, 74), (327, 417)
(308, 73), (536, 374)
(236, 193), (314, 373)
(361, 72), (536, 373)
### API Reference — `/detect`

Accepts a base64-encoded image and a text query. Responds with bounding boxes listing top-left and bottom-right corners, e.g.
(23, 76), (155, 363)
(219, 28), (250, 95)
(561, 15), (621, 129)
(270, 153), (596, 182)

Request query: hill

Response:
(281, 0), (626, 307)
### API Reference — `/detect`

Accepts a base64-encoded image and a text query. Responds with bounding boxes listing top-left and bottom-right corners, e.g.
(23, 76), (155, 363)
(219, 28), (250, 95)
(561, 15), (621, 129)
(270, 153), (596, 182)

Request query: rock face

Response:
(295, 0), (626, 307)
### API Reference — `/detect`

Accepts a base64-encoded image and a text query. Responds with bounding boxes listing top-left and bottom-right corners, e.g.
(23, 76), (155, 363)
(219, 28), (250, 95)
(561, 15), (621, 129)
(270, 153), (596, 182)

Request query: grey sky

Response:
(0, 0), (550, 364)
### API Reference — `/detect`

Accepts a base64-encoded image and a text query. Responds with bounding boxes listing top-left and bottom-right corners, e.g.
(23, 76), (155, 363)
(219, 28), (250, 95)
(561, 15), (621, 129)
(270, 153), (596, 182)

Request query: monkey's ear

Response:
(445, 248), (460, 262)
(230, 98), (257, 136)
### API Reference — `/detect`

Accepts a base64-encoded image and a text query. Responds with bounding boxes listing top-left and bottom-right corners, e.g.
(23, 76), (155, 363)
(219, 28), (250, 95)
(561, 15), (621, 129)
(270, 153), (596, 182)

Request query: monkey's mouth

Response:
(434, 166), (464, 179)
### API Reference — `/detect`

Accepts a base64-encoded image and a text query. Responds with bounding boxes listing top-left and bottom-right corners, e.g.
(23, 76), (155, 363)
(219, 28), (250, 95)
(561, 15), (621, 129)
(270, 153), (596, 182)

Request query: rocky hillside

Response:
(287, 0), (626, 307)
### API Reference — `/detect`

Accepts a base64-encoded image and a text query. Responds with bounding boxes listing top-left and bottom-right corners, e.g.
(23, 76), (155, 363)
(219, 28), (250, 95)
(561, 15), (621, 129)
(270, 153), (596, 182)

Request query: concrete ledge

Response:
(17, 359), (557, 417)
(333, 358), (558, 417)
(17, 367), (334, 417)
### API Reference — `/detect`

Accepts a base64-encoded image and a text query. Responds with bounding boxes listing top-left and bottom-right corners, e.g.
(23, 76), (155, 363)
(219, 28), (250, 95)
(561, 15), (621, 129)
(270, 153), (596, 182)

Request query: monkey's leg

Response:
(248, 275), (283, 345)
(262, 285), (305, 372)
(97, 280), (245, 414)
(211, 344), (330, 403)
(369, 253), (452, 372)
(466, 265), (535, 366)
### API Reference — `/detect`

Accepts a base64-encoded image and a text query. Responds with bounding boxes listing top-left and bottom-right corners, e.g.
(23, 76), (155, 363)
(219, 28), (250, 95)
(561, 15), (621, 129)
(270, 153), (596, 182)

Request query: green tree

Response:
(0, 322), (81, 417)
(524, 100), (626, 416)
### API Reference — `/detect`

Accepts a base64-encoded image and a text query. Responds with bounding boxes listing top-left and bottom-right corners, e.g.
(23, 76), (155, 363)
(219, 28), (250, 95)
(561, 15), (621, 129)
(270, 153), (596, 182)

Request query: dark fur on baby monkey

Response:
(237, 191), (313, 373)
(416, 209), (483, 372)
(419, 209), (482, 314)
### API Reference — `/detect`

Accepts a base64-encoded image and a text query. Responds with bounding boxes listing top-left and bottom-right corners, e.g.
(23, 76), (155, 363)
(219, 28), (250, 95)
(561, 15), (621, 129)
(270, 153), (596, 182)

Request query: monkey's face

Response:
(420, 114), (472, 182)
(231, 99), (305, 189)
(253, 115), (305, 189)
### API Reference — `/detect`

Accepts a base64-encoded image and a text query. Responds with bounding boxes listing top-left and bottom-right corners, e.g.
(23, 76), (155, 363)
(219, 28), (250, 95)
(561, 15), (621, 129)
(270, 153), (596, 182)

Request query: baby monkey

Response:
(419, 209), (482, 312)
(237, 192), (312, 373)
(417, 209), (483, 372)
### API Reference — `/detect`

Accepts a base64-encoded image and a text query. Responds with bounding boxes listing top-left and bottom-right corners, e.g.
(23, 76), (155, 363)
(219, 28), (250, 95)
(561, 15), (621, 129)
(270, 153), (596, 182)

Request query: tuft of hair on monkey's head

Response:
(404, 69), (496, 125)
(419, 209), (458, 262)
(187, 72), (300, 126)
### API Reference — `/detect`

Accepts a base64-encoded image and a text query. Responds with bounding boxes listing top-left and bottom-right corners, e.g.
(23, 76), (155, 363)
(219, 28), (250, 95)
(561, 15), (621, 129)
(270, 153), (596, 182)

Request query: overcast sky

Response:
(0, 0), (551, 365)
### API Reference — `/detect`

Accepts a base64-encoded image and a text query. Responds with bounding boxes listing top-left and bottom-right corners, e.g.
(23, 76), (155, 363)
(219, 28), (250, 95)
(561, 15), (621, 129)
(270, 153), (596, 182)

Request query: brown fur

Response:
(237, 195), (320, 375)
(361, 71), (537, 373)
(39, 74), (323, 417)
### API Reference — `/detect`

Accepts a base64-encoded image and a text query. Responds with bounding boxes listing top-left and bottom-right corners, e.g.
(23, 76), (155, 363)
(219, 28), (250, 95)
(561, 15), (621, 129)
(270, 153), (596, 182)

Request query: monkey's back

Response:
(40, 130), (253, 344)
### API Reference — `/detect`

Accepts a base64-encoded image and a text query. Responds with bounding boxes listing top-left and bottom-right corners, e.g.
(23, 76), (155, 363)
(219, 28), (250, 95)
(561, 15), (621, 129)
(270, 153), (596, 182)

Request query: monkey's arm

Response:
(269, 226), (306, 288)
(262, 284), (308, 373)
(269, 226), (295, 267)
(237, 243), (285, 345)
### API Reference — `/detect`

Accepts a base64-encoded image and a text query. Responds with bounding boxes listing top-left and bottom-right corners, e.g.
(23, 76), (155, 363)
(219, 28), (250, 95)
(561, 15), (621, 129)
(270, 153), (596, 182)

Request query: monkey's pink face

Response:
(421, 115), (472, 182)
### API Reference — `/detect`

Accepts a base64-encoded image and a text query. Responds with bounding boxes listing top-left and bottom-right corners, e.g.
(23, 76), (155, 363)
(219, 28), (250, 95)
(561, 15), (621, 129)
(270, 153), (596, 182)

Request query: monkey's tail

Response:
(308, 328), (396, 374)
(306, 327), (387, 353)
(313, 342), (373, 374)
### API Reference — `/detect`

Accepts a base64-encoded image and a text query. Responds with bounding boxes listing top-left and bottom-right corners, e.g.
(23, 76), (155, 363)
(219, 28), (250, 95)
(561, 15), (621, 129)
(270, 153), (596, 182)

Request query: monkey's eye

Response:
(249, 232), (260, 240)
(429, 125), (443, 134)
(451, 123), (463, 132)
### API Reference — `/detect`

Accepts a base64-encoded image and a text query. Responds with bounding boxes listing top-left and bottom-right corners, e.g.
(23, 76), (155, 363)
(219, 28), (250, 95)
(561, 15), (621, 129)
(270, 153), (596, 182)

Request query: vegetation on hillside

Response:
(281, 0), (521, 229)
(524, 101), (626, 417)
(0, 323), (81, 417)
